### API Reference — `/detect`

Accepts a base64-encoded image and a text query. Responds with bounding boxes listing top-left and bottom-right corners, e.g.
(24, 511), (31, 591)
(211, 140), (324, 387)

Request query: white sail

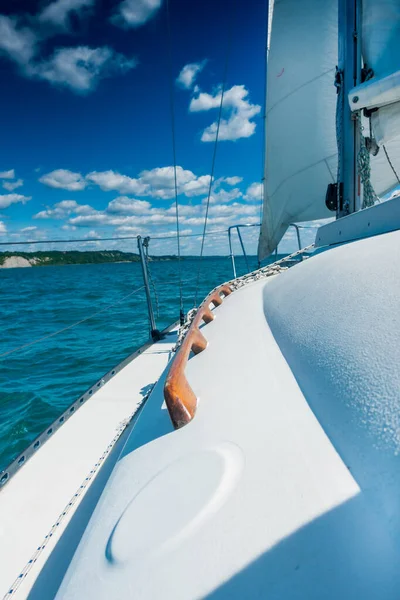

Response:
(362, 0), (400, 196)
(258, 0), (338, 259)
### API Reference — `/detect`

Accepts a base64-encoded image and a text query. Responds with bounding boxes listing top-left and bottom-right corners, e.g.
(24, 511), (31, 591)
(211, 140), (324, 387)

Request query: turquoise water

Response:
(0, 256), (261, 471)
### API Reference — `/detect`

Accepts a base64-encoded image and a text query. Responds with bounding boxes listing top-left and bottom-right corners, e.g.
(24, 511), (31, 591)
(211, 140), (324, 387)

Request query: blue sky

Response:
(0, 0), (314, 255)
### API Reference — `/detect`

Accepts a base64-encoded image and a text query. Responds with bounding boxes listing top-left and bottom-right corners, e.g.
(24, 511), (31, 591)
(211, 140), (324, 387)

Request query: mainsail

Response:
(258, 0), (338, 259)
(362, 0), (400, 197)
(258, 0), (400, 259)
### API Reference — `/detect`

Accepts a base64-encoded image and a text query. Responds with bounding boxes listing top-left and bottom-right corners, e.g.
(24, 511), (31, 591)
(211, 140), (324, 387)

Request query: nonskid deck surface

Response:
(54, 256), (400, 599)
(0, 328), (178, 599)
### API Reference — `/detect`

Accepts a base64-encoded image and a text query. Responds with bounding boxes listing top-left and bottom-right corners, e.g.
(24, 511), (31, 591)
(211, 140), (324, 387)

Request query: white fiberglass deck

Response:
(54, 232), (400, 599)
(0, 329), (177, 599)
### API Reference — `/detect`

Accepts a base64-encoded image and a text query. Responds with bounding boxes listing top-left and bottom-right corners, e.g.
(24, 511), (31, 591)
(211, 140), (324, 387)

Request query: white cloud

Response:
(0, 193), (31, 209)
(0, 12), (135, 94)
(112, 0), (162, 28)
(244, 182), (263, 202)
(107, 197), (152, 214)
(176, 60), (206, 90)
(33, 46), (137, 93)
(0, 16), (37, 65)
(3, 178), (23, 191)
(34, 199), (94, 219)
(222, 176), (243, 186)
(205, 188), (242, 204)
(0, 221), (6, 234)
(0, 169), (15, 179)
(86, 166), (211, 199)
(86, 170), (148, 195)
(20, 226), (37, 233)
(39, 169), (87, 191)
(189, 85), (261, 142)
(38, 0), (94, 30)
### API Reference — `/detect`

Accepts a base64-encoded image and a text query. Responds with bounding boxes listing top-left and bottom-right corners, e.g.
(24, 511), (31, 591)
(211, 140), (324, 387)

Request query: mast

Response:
(337, 0), (362, 217)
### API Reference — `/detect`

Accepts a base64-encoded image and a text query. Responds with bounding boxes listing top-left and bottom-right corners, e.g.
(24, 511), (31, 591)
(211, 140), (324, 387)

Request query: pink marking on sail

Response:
(277, 68), (284, 77)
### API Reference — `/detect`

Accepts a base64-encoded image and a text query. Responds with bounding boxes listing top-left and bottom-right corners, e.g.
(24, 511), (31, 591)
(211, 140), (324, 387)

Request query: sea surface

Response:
(0, 255), (264, 471)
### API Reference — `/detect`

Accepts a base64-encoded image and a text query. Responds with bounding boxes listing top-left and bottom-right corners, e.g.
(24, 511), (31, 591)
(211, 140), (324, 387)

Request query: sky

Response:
(0, 0), (317, 256)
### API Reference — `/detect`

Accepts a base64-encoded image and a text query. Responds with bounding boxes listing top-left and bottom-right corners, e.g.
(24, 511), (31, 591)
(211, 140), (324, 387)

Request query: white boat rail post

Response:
(137, 235), (162, 341)
(337, 0), (362, 217)
(290, 223), (303, 260)
(228, 223), (261, 277)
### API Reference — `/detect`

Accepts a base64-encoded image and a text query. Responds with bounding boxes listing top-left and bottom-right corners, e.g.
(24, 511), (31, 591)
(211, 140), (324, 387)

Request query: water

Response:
(0, 256), (261, 471)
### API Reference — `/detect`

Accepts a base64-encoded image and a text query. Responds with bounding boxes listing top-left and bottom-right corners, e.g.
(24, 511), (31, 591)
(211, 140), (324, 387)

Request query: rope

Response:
(356, 115), (379, 208)
(194, 9), (235, 306)
(166, 0), (184, 323)
(0, 286), (145, 359)
(382, 144), (400, 185)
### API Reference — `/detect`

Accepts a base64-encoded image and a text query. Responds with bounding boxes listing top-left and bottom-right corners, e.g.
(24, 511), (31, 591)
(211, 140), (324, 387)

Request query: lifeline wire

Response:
(194, 5), (235, 306)
(166, 0), (184, 323)
(0, 286), (145, 359)
(0, 230), (227, 247)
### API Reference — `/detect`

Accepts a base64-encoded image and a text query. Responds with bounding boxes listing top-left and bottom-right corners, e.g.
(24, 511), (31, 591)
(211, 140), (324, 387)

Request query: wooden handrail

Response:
(164, 285), (232, 429)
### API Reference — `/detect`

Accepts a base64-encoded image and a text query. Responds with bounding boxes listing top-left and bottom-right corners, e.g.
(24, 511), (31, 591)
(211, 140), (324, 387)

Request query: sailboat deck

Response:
(54, 256), (400, 599)
(0, 327), (178, 599)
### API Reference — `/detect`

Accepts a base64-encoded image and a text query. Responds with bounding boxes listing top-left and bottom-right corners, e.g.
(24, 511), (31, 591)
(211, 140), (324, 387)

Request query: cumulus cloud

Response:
(190, 85), (261, 142)
(3, 178), (23, 191)
(222, 176), (243, 186)
(176, 60), (207, 90)
(0, 193), (31, 209)
(0, 16), (37, 65)
(86, 170), (148, 195)
(86, 166), (211, 199)
(34, 199), (94, 219)
(0, 169), (16, 179)
(38, 0), (94, 30)
(112, 0), (162, 28)
(39, 169), (87, 191)
(107, 197), (152, 214)
(0, 9), (136, 93)
(32, 46), (137, 93)
(0, 221), (6, 234)
(206, 188), (242, 205)
(244, 182), (263, 202)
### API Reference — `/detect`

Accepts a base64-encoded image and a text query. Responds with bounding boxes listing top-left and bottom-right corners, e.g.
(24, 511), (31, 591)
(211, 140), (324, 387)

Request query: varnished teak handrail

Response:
(164, 285), (232, 428)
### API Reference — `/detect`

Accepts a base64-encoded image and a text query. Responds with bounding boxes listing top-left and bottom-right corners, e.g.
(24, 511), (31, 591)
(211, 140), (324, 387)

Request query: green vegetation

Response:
(0, 250), (144, 267)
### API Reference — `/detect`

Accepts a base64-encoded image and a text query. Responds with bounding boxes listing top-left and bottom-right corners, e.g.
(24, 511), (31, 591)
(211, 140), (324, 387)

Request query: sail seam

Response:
(266, 67), (336, 115)
(268, 152), (338, 200)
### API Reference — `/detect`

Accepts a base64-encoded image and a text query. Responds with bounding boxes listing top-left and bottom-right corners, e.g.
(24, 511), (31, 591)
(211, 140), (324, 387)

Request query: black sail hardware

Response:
(325, 182), (343, 212)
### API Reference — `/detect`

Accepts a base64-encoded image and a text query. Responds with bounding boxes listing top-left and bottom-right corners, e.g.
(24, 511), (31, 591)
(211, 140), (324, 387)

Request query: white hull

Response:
(2, 228), (400, 598)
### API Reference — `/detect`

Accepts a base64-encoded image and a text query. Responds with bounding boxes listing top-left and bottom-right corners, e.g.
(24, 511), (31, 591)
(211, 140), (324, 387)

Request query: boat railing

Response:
(228, 222), (304, 279)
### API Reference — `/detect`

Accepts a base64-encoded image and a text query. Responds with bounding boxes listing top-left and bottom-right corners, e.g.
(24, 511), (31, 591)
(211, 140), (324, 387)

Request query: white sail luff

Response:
(258, 0), (338, 259)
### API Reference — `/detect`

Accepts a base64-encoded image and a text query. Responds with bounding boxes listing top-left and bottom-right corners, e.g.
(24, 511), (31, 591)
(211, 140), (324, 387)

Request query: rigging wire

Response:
(166, 0), (184, 324)
(382, 144), (400, 185)
(0, 229), (227, 247)
(259, 0), (269, 226)
(194, 4), (235, 306)
(0, 285), (145, 359)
